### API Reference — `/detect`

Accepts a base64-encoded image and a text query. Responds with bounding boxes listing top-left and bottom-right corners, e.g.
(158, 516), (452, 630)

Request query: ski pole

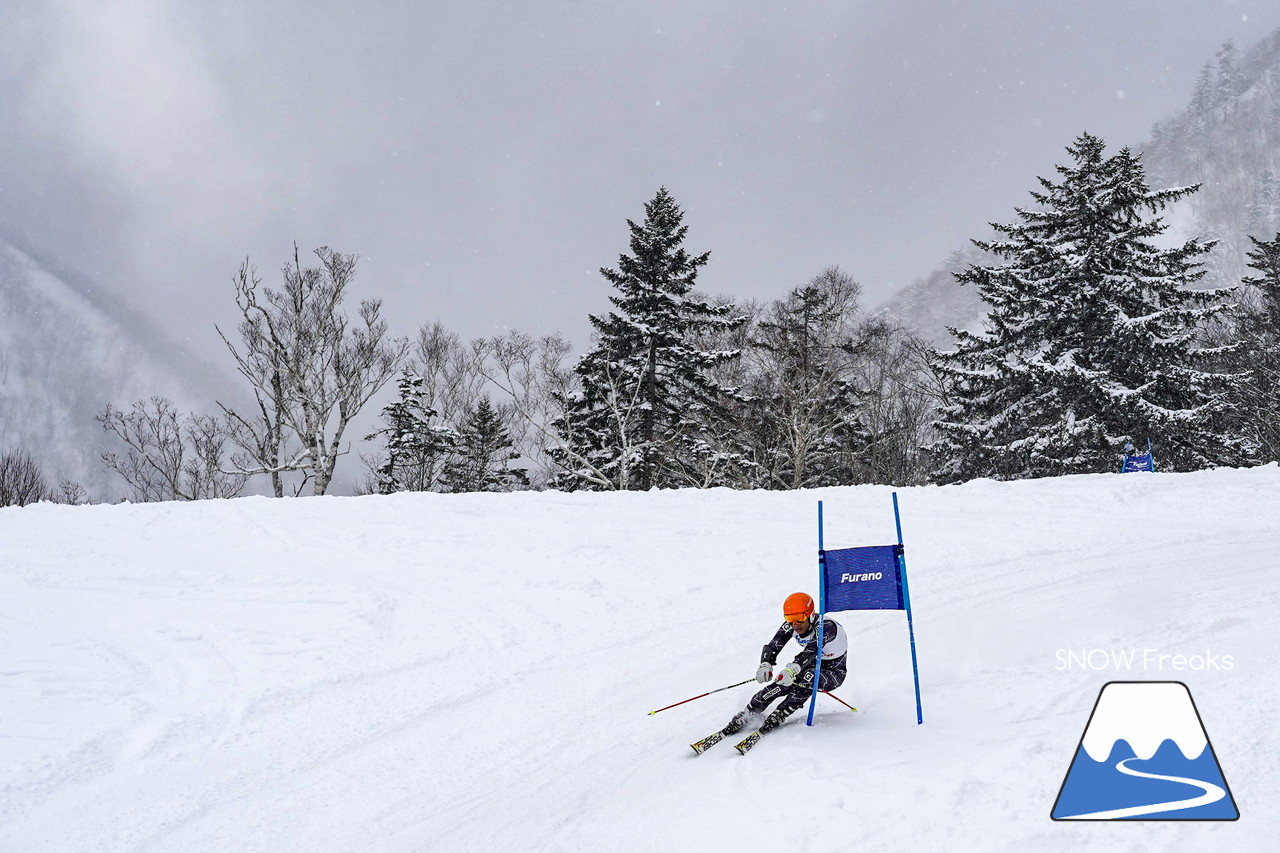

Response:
(822, 691), (857, 713)
(647, 678), (754, 716)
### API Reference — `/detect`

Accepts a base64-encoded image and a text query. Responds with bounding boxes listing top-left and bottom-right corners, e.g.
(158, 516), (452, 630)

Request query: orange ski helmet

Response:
(783, 592), (815, 624)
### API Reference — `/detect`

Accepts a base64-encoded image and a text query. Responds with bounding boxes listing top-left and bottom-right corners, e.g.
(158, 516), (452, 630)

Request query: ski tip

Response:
(690, 731), (725, 755)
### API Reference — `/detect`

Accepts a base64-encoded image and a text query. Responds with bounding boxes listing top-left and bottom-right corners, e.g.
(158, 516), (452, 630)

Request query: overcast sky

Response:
(5, 0), (1280, 358)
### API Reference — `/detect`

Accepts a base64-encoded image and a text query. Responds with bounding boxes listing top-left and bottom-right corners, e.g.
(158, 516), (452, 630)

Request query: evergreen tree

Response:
(553, 187), (747, 490)
(930, 132), (1248, 482)
(1246, 171), (1280, 237)
(440, 398), (529, 492)
(1234, 233), (1280, 461)
(365, 370), (456, 493)
(1215, 40), (1246, 103)
(1188, 61), (1216, 127)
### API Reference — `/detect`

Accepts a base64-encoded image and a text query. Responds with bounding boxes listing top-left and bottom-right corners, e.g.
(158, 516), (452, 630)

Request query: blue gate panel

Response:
(822, 545), (904, 612)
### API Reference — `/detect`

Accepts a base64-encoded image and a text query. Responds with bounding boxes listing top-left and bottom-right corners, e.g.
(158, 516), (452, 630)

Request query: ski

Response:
(690, 731), (727, 755)
(732, 701), (858, 754)
(734, 730), (764, 754)
(734, 716), (800, 754)
(695, 699), (858, 756)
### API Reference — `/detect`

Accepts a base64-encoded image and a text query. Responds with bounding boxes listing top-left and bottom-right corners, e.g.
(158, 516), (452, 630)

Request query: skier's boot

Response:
(761, 699), (803, 733)
(722, 710), (751, 735)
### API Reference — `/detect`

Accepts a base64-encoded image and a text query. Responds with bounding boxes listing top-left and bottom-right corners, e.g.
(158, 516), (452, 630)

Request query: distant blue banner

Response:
(1122, 453), (1155, 473)
(822, 545), (904, 612)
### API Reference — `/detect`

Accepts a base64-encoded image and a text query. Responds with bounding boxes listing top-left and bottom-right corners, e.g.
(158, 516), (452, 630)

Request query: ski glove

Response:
(778, 661), (802, 687)
(755, 662), (773, 683)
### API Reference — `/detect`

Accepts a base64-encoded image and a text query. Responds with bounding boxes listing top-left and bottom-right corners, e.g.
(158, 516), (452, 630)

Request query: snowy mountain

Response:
(879, 27), (1280, 347)
(1146, 31), (1280, 290)
(0, 233), (233, 498)
(2, 466), (1274, 850)
(874, 244), (990, 346)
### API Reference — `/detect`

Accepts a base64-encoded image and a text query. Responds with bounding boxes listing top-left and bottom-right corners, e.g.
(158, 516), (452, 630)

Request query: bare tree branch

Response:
(215, 245), (408, 495)
(97, 398), (248, 501)
(476, 330), (615, 489)
(0, 449), (52, 506)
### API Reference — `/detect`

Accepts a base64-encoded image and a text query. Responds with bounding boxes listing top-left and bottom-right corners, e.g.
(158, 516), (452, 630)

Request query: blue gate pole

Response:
(894, 492), (923, 725)
(807, 501), (825, 726)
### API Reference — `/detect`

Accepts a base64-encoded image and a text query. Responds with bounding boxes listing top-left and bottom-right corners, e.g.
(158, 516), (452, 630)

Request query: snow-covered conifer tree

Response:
(930, 133), (1248, 482)
(365, 371), (457, 493)
(1234, 233), (1280, 461)
(553, 187), (747, 490)
(439, 398), (528, 493)
(1246, 172), (1280, 238)
(1215, 40), (1246, 103)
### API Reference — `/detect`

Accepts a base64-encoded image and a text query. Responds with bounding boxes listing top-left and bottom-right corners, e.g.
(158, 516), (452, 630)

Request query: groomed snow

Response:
(3, 467), (1277, 851)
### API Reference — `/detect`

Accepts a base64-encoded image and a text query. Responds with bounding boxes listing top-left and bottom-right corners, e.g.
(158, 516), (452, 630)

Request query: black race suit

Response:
(745, 616), (847, 720)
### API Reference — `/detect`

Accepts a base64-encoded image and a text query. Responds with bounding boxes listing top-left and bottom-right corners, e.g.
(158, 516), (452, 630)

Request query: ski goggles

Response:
(785, 613), (811, 624)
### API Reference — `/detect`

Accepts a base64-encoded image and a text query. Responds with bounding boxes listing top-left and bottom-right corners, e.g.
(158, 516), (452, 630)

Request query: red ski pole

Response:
(822, 691), (857, 712)
(648, 678), (754, 716)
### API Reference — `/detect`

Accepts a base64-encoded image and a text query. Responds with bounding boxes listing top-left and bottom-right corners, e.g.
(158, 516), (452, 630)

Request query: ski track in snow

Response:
(1, 469), (1277, 851)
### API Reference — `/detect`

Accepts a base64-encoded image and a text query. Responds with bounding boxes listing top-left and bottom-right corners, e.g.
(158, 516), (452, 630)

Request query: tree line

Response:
(3, 131), (1278, 506)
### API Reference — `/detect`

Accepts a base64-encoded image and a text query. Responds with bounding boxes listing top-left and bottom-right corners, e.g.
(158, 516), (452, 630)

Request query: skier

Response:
(724, 592), (847, 734)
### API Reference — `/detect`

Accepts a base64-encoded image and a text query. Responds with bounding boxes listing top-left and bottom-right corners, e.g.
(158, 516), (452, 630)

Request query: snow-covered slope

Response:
(2, 468), (1276, 851)
(875, 245), (990, 347)
(0, 236), (233, 497)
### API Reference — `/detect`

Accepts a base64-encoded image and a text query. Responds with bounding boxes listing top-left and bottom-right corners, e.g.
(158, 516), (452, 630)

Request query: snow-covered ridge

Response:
(0, 235), (232, 495)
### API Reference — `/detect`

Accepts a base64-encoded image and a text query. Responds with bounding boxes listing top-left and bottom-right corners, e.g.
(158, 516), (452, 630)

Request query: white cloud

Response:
(23, 1), (275, 232)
